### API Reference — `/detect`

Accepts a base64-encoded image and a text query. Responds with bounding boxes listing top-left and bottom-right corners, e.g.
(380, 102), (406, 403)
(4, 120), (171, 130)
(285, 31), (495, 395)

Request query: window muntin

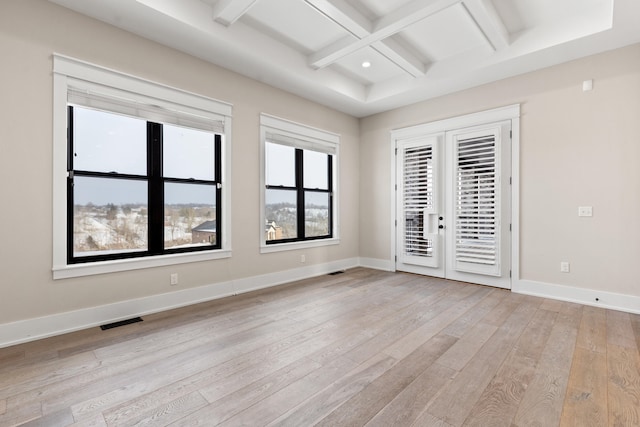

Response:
(265, 143), (333, 244)
(68, 105), (222, 264)
(260, 114), (339, 251)
(53, 55), (233, 279)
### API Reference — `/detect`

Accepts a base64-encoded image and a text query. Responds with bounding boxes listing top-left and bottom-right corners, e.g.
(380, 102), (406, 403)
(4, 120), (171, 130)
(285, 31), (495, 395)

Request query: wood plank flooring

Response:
(0, 268), (639, 426)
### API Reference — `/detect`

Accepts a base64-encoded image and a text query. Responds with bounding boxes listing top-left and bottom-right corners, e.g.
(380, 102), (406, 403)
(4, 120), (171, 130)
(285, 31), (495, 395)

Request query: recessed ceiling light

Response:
(361, 61), (371, 68)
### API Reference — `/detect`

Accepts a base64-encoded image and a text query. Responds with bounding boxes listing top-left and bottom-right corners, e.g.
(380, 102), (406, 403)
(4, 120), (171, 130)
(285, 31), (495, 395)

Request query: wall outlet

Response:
(578, 206), (593, 217)
(170, 273), (179, 286)
(300, 254), (306, 263)
(560, 262), (570, 273)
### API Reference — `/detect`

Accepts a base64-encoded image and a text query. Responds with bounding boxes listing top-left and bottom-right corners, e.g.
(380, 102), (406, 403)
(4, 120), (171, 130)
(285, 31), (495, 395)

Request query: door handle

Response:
(424, 209), (439, 238)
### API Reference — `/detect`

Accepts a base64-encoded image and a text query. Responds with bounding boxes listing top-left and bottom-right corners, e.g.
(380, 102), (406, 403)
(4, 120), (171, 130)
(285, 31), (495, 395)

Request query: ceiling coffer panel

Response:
(397, 2), (491, 62)
(241, 0), (349, 54)
(48, 0), (633, 117)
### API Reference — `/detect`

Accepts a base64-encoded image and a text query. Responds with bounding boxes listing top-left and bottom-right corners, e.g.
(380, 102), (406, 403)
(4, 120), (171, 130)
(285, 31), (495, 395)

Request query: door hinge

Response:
(395, 219), (397, 226)
(509, 223), (512, 231)
(509, 130), (512, 139)
(395, 148), (398, 155)
(509, 176), (512, 185)
(509, 270), (512, 278)
(395, 255), (397, 262)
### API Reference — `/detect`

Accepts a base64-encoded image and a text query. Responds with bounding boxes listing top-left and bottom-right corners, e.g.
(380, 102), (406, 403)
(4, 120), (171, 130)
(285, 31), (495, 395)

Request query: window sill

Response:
(260, 238), (340, 254)
(53, 249), (231, 280)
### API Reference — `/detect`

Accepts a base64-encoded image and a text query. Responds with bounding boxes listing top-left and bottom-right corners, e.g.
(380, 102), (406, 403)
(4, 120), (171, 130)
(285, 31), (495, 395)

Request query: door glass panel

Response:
(455, 135), (497, 267)
(403, 145), (434, 258)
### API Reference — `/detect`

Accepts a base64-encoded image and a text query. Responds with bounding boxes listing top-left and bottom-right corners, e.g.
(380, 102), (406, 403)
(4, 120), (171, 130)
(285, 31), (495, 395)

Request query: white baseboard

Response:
(513, 279), (640, 315)
(0, 257), (359, 349)
(4, 260), (638, 349)
(358, 257), (394, 271)
(233, 258), (359, 294)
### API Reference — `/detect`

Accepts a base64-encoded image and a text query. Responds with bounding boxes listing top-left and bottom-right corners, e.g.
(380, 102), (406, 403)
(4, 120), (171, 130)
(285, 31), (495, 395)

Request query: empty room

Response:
(0, 0), (639, 425)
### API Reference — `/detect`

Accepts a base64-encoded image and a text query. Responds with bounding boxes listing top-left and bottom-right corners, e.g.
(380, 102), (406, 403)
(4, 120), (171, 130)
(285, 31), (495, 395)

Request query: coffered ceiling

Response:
(49, 0), (640, 117)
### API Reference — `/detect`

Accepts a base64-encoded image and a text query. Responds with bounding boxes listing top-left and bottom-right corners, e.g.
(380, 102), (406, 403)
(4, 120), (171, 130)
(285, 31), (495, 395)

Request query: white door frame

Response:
(390, 104), (520, 288)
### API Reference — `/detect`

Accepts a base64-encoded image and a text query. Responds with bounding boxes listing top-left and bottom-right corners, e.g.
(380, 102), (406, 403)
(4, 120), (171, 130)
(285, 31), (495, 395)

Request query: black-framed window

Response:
(265, 141), (333, 244)
(67, 105), (222, 264)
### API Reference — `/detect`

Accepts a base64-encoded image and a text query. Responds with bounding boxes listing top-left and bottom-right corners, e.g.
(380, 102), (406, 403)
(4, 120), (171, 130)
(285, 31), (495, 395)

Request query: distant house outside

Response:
(192, 220), (217, 244)
(265, 220), (283, 241)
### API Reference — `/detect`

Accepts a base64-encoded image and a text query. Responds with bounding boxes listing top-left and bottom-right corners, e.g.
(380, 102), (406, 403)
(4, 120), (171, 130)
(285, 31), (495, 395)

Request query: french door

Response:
(395, 121), (511, 289)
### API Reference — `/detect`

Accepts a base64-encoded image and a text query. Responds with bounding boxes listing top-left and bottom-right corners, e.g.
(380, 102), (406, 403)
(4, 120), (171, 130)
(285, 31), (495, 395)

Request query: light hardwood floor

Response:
(1, 268), (639, 426)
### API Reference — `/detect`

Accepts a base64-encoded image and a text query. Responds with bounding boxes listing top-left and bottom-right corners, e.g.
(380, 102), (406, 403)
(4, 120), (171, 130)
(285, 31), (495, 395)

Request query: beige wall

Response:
(360, 43), (640, 297)
(0, 0), (360, 324)
(1, 0), (639, 330)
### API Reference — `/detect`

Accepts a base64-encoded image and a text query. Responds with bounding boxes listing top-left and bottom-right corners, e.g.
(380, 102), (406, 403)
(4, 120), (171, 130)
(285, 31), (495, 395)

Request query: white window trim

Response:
(52, 54), (233, 279)
(259, 114), (340, 253)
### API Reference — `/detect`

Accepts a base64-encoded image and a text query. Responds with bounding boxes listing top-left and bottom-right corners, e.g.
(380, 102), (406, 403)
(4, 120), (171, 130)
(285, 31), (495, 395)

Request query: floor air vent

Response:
(328, 271), (345, 275)
(100, 317), (143, 330)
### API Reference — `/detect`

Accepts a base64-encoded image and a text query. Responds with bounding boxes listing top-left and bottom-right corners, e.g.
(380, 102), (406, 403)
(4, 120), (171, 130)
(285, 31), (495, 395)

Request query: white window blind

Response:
(454, 133), (499, 269)
(68, 84), (225, 133)
(403, 145), (434, 258)
(264, 131), (336, 155)
(260, 114), (338, 155)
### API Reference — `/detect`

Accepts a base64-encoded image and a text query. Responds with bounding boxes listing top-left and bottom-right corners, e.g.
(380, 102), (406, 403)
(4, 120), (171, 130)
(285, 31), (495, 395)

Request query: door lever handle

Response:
(424, 209), (439, 238)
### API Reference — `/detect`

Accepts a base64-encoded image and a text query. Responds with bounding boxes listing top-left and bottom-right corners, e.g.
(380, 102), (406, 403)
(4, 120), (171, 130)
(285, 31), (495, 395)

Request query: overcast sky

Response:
(72, 107), (328, 207)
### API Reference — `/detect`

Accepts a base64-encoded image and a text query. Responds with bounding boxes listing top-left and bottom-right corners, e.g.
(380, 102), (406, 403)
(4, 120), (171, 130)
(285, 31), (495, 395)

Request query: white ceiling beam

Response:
(374, 0), (461, 34)
(137, 0), (214, 27)
(311, 35), (360, 66)
(305, 0), (428, 76)
(310, 0), (461, 69)
(135, 0), (368, 104)
(372, 39), (426, 77)
(211, 0), (260, 27)
(462, 0), (510, 50)
(304, 0), (372, 37)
